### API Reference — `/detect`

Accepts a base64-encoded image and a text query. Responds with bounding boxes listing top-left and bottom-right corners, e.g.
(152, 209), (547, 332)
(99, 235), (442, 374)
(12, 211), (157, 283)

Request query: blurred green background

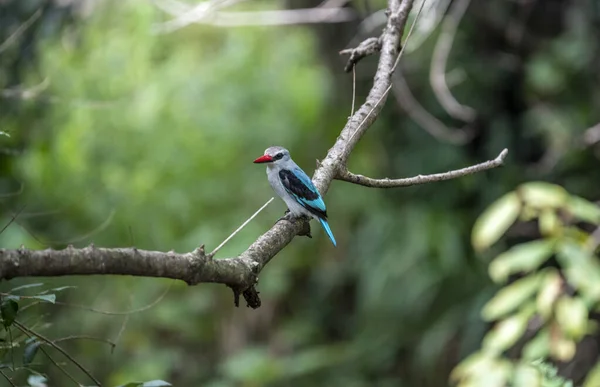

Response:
(1, 0), (599, 386)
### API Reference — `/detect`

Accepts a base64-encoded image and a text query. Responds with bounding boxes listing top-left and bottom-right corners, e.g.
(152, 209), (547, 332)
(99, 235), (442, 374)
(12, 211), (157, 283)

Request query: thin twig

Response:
(337, 149), (507, 187)
(153, 0), (355, 32)
(0, 205), (26, 236)
(14, 324), (82, 386)
(0, 9), (42, 54)
(209, 197), (275, 258)
(54, 282), (173, 315)
(392, 70), (473, 144)
(14, 321), (101, 386)
(0, 369), (16, 387)
(350, 65), (357, 116)
(53, 335), (117, 351)
(429, 0), (475, 122)
(0, 182), (24, 198)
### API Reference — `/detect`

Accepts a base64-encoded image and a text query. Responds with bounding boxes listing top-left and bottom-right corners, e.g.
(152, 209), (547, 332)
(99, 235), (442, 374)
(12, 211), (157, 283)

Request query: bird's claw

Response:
(275, 213), (312, 238)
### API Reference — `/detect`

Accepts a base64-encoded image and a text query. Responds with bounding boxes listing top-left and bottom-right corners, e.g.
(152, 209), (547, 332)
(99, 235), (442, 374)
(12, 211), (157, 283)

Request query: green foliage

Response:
(1, 299), (18, 328)
(454, 182), (600, 386)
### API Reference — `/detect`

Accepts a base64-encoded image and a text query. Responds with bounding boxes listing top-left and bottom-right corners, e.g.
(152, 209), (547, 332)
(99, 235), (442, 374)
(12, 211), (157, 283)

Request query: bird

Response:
(253, 146), (336, 247)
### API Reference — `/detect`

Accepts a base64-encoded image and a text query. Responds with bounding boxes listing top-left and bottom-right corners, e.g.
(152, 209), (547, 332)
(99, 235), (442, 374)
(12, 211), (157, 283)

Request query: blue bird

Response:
(253, 146), (336, 246)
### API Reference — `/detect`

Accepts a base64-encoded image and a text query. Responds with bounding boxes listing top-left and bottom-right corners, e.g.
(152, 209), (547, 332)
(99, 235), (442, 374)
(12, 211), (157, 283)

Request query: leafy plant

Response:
(453, 182), (600, 386)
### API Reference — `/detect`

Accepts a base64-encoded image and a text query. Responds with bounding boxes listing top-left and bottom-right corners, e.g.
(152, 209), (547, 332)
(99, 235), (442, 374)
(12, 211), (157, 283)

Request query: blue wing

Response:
(279, 168), (327, 219)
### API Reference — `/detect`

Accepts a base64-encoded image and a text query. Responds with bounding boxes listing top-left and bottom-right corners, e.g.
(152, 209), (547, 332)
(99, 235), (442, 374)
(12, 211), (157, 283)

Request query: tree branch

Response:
(0, 0), (508, 310)
(336, 149), (508, 188)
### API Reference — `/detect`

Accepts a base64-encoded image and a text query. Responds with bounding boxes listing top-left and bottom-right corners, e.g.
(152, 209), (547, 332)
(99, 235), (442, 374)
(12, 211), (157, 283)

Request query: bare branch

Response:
(153, 0), (355, 33)
(0, 0), (508, 310)
(336, 149), (508, 188)
(392, 70), (473, 144)
(340, 37), (382, 72)
(429, 0), (476, 122)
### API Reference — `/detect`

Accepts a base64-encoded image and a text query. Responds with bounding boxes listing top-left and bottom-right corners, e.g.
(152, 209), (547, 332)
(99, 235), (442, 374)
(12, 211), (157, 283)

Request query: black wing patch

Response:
(279, 169), (327, 219)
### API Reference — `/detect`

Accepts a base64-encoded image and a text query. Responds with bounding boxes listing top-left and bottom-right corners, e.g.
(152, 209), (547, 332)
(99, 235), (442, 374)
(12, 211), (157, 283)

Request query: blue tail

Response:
(318, 218), (337, 247)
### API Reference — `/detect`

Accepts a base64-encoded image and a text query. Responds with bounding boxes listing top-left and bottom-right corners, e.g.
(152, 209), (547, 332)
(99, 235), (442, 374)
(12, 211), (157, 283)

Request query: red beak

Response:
(253, 155), (273, 164)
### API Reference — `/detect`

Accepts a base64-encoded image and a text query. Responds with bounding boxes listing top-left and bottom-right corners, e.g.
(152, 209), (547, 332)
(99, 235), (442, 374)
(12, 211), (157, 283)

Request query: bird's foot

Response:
(275, 212), (312, 238)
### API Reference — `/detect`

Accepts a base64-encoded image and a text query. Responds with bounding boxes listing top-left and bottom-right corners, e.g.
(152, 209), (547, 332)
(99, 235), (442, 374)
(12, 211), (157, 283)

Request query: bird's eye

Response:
(274, 153), (283, 160)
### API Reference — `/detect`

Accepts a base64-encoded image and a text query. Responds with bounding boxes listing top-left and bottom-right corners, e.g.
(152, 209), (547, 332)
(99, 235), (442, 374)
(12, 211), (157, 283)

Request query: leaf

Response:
(536, 269), (562, 319)
(557, 242), (600, 303)
(472, 192), (521, 251)
(513, 363), (542, 387)
(566, 195), (600, 225)
(30, 294), (56, 304)
(23, 340), (41, 365)
(483, 312), (530, 353)
(584, 361), (600, 387)
(1, 299), (19, 328)
(488, 240), (554, 283)
(27, 374), (48, 387)
(43, 285), (76, 293)
(0, 131), (10, 137)
(555, 296), (588, 340)
(10, 283), (45, 292)
(518, 182), (568, 209)
(539, 209), (560, 236)
(522, 328), (550, 360)
(550, 334), (576, 361)
(482, 275), (541, 321)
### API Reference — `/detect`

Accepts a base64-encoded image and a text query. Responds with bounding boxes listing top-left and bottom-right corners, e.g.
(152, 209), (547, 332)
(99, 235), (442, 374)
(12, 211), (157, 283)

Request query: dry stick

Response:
(14, 321), (101, 386)
(429, 0), (475, 122)
(338, 148), (507, 187)
(208, 197), (275, 258)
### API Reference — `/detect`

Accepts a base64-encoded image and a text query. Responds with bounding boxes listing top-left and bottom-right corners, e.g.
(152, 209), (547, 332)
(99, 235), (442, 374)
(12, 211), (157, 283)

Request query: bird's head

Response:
(253, 146), (291, 165)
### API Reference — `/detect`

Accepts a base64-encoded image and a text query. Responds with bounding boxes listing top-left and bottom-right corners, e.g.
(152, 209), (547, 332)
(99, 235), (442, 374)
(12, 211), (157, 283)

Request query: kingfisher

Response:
(253, 146), (336, 246)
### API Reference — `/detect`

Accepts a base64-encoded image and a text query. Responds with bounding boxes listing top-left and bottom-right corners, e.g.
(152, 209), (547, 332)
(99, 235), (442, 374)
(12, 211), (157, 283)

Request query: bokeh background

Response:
(1, 0), (599, 386)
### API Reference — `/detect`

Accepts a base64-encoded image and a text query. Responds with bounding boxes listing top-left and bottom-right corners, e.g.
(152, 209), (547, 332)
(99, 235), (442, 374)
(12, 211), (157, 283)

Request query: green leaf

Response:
(536, 269), (562, 319)
(472, 192), (521, 251)
(522, 329), (550, 360)
(482, 274), (541, 321)
(539, 209), (560, 236)
(489, 240), (554, 283)
(550, 335), (576, 362)
(584, 361), (600, 387)
(483, 311), (531, 353)
(555, 296), (588, 340)
(557, 242), (600, 303)
(518, 182), (567, 209)
(1, 299), (19, 328)
(10, 283), (45, 292)
(566, 195), (600, 225)
(41, 286), (76, 293)
(23, 339), (41, 365)
(30, 294), (56, 304)
(513, 363), (542, 387)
